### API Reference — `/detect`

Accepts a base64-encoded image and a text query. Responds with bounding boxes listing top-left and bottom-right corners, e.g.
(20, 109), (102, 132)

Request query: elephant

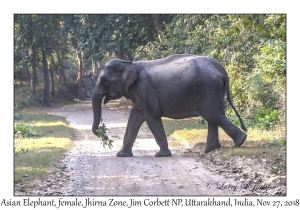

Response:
(92, 54), (247, 157)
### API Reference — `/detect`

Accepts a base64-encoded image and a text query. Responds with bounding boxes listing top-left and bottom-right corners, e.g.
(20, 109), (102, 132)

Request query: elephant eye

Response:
(100, 78), (107, 85)
(104, 84), (111, 91)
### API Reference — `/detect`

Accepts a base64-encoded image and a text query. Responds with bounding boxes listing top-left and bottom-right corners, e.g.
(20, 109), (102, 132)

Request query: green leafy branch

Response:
(96, 119), (114, 150)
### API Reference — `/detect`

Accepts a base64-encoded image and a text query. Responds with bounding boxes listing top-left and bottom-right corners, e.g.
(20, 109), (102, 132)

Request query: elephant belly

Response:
(159, 96), (202, 119)
(163, 109), (201, 119)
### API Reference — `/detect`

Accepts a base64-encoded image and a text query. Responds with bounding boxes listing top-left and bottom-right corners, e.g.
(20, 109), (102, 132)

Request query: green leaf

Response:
(95, 119), (113, 150)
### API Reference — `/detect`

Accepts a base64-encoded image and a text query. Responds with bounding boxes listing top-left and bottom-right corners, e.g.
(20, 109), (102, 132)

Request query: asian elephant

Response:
(92, 54), (247, 157)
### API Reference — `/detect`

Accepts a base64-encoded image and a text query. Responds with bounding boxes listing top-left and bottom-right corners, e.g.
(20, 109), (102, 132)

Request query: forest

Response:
(14, 14), (286, 131)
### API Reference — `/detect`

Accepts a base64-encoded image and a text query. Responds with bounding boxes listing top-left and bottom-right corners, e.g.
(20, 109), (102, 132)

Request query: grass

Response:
(162, 117), (285, 144)
(14, 113), (75, 184)
(163, 117), (205, 135)
(162, 117), (286, 169)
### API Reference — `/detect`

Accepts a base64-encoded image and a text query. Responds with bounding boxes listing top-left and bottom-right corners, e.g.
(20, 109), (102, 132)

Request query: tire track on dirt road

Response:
(49, 98), (252, 196)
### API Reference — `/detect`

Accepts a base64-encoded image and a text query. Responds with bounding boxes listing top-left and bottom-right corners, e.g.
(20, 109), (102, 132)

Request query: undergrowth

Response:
(14, 113), (74, 184)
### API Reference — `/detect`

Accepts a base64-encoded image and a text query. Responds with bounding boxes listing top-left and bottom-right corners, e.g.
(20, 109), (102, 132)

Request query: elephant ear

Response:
(120, 61), (137, 92)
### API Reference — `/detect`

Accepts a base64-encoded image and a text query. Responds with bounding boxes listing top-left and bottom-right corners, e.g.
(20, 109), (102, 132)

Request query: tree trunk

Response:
(25, 65), (30, 80)
(83, 60), (87, 75)
(76, 51), (85, 99)
(55, 49), (67, 86)
(97, 61), (100, 74)
(114, 49), (124, 59)
(92, 59), (100, 75)
(82, 52), (87, 75)
(92, 59), (96, 75)
(30, 45), (37, 95)
(128, 54), (134, 62)
(41, 44), (51, 107)
(151, 14), (163, 42)
(35, 71), (38, 86)
(49, 58), (55, 100)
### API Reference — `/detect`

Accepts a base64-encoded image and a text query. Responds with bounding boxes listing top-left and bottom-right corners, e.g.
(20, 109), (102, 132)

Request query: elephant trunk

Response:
(92, 91), (107, 136)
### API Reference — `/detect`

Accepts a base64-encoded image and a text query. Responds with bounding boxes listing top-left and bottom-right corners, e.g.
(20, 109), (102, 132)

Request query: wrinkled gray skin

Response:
(92, 54), (247, 157)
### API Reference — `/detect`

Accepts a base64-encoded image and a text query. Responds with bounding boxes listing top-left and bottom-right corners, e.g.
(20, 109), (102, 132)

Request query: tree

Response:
(40, 37), (51, 106)
(52, 37), (68, 86)
(33, 14), (63, 106)
(14, 14), (64, 104)
(62, 15), (85, 99)
(76, 50), (85, 99)
(14, 15), (39, 95)
(151, 15), (164, 42)
(77, 15), (157, 62)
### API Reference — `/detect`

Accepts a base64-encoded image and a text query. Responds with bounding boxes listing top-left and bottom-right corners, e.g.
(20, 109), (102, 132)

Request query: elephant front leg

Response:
(117, 109), (145, 157)
(144, 115), (171, 157)
(205, 122), (221, 153)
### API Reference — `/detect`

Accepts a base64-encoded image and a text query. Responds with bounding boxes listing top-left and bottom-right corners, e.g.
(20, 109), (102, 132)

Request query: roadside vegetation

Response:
(14, 112), (74, 184)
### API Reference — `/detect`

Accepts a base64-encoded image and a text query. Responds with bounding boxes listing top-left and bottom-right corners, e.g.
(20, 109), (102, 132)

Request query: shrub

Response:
(14, 113), (23, 120)
(14, 122), (41, 138)
(253, 108), (280, 130)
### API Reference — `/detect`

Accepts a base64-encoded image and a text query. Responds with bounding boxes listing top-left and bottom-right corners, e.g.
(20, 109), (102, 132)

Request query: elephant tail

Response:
(224, 75), (248, 132)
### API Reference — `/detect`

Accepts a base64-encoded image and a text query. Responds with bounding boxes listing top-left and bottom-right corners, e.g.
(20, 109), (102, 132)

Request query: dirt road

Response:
(37, 98), (257, 196)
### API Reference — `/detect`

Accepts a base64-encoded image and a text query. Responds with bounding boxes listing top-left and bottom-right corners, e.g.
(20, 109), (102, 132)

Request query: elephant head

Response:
(92, 58), (137, 136)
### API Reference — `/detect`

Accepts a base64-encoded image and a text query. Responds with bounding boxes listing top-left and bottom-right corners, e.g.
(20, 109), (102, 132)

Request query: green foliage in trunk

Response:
(95, 119), (114, 150)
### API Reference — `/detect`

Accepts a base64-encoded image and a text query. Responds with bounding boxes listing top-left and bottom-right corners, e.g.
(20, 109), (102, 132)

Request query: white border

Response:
(3, 1), (299, 209)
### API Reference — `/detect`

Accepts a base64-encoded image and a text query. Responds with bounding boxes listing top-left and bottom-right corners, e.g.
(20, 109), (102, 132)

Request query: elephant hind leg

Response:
(234, 132), (247, 147)
(205, 122), (221, 153)
(217, 115), (247, 147)
(202, 109), (247, 151)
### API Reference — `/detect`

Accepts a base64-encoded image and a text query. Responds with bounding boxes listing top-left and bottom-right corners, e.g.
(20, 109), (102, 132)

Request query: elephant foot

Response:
(234, 132), (247, 147)
(155, 149), (172, 157)
(116, 149), (133, 157)
(205, 142), (221, 153)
